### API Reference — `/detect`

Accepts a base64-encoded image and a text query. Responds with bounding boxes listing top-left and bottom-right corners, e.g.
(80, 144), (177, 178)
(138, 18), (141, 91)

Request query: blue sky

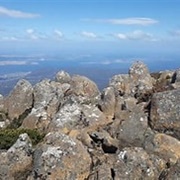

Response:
(0, 0), (180, 56)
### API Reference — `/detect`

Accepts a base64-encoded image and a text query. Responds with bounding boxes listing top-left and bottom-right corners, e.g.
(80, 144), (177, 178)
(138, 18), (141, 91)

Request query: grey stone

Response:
(30, 132), (91, 180)
(150, 89), (180, 139)
(71, 75), (99, 99)
(98, 87), (116, 118)
(55, 70), (71, 84)
(0, 133), (33, 179)
(116, 109), (148, 148)
(22, 79), (64, 131)
(4, 79), (33, 120)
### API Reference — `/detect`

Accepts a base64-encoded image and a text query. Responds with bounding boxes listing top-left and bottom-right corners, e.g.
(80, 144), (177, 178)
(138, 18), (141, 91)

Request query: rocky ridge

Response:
(0, 61), (180, 179)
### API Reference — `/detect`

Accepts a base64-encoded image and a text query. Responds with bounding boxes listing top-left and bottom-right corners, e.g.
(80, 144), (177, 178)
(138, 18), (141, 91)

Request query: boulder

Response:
(109, 74), (130, 95)
(0, 94), (9, 129)
(48, 97), (106, 132)
(150, 89), (180, 139)
(82, 104), (106, 127)
(113, 147), (166, 179)
(115, 109), (148, 148)
(114, 96), (138, 120)
(148, 133), (180, 164)
(4, 79), (33, 120)
(109, 61), (154, 100)
(172, 68), (180, 83)
(29, 132), (91, 180)
(71, 75), (99, 100)
(158, 70), (174, 84)
(88, 147), (166, 180)
(0, 133), (33, 179)
(98, 87), (116, 118)
(152, 70), (175, 93)
(129, 61), (154, 98)
(88, 130), (118, 154)
(48, 99), (82, 131)
(55, 70), (71, 84)
(22, 79), (64, 131)
(171, 69), (180, 89)
(159, 160), (180, 180)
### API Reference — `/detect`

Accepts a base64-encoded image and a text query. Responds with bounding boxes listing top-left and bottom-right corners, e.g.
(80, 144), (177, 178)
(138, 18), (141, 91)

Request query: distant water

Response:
(0, 54), (180, 96)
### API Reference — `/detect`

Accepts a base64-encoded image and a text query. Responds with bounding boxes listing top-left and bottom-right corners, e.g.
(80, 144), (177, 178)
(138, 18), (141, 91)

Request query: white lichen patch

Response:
(118, 150), (127, 160)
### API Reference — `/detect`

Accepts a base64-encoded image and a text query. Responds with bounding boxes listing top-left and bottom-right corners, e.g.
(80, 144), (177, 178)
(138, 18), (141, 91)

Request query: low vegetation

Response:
(0, 128), (45, 150)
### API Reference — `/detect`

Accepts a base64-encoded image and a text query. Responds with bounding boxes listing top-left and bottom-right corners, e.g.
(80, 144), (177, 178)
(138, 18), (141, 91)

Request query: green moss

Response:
(0, 128), (45, 150)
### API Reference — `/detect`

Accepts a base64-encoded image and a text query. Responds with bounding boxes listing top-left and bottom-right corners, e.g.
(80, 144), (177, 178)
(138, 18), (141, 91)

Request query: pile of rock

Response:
(0, 61), (180, 179)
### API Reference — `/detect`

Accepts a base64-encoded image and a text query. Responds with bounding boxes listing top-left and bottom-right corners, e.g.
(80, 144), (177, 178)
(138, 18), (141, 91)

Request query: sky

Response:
(0, 0), (180, 56)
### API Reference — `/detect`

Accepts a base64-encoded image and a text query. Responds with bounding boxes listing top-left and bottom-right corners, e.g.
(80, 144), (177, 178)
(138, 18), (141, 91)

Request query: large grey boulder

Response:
(98, 87), (116, 119)
(109, 61), (154, 100)
(0, 133), (33, 179)
(113, 147), (166, 179)
(71, 75), (100, 100)
(22, 79), (64, 131)
(48, 99), (82, 131)
(4, 79), (33, 120)
(48, 96), (106, 132)
(116, 109), (148, 148)
(145, 133), (180, 165)
(29, 132), (91, 180)
(88, 147), (166, 180)
(129, 61), (154, 97)
(150, 89), (180, 139)
(109, 74), (130, 95)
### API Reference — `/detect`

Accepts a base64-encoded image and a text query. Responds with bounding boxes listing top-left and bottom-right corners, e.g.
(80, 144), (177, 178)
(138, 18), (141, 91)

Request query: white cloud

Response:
(26, 29), (39, 40)
(54, 29), (64, 39)
(26, 28), (46, 40)
(26, 29), (35, 34)
(114, 30), (158, 41)
(83, 17), (158, 26)
(81, 31), (97, 38)
(128, 30), (156, 41)
(0, 6), (40, 18)
(1, 36), (19, 41)
(115, 33), (127, 40)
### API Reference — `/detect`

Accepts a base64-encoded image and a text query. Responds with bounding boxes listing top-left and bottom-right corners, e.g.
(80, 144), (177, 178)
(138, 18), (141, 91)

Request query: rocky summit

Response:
(0, 61), (180, 180)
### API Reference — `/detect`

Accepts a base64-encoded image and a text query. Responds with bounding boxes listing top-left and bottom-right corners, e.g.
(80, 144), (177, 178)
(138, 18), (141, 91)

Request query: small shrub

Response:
(0, 128), (45, 150)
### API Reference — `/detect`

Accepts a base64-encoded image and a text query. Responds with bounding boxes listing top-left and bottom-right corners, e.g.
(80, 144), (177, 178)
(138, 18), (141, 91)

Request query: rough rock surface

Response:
(129, 61), (154, 95)
(4, 79), (33, 120)
(28, 132), (91, 180)
(0, 133), (33, 179)
(55, 70), (71, 84)
(71, 75), (100, 99)
(147, 133), (180, 164)
(22, 79), (64, 131)
(159, 159), (180, 180)
(150, 89), (180, 139)
(116, 109), (148, 148)
(98, 86), (116, 119)
(110, 61), (154, 98)
(0, 61), (180, 179)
